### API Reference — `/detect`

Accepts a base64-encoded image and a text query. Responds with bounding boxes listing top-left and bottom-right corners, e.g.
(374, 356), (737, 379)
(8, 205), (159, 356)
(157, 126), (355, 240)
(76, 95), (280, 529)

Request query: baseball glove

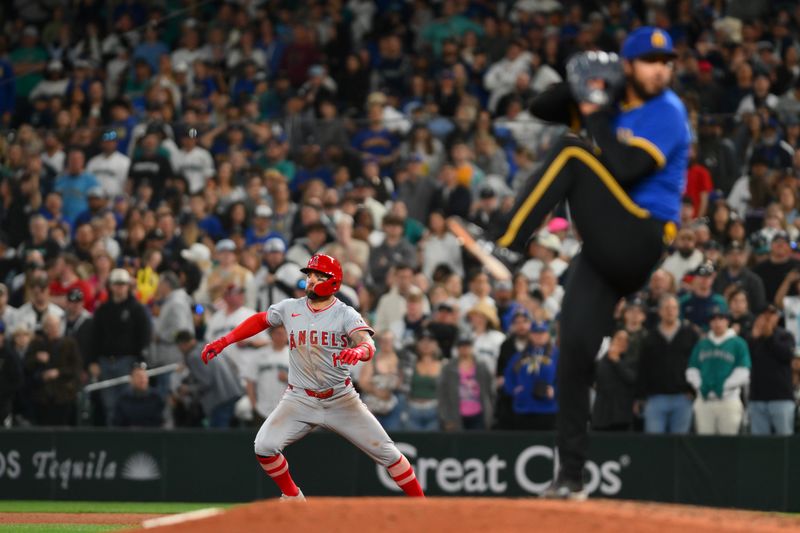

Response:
(566, 51), (625, 106)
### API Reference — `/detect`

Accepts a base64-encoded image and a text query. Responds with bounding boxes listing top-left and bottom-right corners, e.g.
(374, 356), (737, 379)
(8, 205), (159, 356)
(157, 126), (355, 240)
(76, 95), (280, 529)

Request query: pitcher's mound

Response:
(131, 498), (800, 533)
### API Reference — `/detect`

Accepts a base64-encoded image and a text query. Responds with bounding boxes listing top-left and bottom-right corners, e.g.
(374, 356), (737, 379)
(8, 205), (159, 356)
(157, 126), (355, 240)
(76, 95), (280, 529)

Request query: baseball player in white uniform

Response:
(202, 253), (425, 500)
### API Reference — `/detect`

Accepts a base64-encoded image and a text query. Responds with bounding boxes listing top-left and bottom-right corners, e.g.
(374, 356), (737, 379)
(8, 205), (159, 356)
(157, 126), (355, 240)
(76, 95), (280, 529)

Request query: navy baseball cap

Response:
(530, 320), (551, 333)
(622, 27), (677, 60)
(709, 306), (730, 320)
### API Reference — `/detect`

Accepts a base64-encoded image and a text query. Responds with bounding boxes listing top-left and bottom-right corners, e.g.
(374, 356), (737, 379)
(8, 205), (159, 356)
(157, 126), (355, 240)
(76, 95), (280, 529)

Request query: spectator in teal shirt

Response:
(54, 150), (100, 225)
(421, 1), (484, 57)
(9, 27), (48, 100)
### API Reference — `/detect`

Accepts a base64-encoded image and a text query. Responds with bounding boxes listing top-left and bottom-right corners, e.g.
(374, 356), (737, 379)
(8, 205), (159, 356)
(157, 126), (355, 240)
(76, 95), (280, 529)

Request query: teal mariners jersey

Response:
(613, 89), (690, 223)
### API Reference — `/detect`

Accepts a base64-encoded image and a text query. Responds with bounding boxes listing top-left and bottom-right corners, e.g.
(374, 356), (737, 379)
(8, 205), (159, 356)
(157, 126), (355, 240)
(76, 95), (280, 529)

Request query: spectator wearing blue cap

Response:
(86, 130), (131, 199)
(504, 319), (558, 430)
(108, 100), (136, 155)
(680, 263), (729, 332)
(494, 308), (532, 429)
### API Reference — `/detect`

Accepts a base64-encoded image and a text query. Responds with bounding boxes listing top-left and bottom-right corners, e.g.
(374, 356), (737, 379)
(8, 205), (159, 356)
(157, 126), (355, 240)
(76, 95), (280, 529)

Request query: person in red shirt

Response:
(48, 253), (94, 311)
(684, 143), (714, 218)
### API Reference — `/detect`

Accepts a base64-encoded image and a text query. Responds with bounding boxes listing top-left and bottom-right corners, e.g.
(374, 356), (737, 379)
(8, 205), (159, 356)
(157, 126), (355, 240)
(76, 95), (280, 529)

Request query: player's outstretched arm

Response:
(201, 312), (270, 364)
(338, 330), (376, 366)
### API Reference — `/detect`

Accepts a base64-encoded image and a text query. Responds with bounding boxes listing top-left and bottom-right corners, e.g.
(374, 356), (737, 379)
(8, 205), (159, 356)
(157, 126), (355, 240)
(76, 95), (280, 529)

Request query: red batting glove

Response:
(339, 346), (367, 365)
(201, 338), (228, 365)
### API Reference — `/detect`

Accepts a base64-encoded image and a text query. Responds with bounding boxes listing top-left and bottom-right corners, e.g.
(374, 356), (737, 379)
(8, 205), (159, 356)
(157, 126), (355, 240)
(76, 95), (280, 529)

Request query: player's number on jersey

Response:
(332, 352), (344, 367)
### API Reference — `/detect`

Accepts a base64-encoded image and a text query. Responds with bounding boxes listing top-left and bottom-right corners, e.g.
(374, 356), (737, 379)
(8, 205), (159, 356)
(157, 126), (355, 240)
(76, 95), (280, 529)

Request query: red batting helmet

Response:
(300, 254), (343, 296)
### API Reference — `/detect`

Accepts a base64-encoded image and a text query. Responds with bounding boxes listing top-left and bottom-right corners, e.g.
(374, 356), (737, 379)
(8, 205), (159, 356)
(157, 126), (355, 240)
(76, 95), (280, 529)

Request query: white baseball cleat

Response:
(279, 489), (306, 502)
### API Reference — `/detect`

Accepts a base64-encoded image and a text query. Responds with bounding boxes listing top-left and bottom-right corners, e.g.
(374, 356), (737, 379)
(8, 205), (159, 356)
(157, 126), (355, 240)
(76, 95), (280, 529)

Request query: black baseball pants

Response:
(497, 135), (672, 484)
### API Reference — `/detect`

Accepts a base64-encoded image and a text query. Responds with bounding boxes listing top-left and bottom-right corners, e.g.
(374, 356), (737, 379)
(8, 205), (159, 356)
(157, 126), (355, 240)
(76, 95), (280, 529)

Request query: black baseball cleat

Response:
(539, 476), (588, 501)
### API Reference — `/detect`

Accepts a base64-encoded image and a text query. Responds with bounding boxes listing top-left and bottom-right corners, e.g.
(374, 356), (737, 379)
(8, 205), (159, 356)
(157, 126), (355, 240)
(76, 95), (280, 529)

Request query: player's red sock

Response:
(256, 454), (300, 497)
(387, 455), (425, 497)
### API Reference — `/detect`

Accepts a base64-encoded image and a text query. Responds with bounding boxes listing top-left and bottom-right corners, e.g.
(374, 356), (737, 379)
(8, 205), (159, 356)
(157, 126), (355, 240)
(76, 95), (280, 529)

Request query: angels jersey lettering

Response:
(267, 297), (374, 390)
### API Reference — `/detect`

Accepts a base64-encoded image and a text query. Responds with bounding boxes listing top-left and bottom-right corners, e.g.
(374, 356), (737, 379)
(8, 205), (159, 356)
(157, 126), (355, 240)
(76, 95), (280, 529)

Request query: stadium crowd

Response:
(0, 0), (800, 436)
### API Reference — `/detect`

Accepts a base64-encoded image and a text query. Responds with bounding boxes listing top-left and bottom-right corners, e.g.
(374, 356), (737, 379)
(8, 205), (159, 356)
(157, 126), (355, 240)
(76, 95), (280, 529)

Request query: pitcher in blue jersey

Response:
(494, 27), (690, 499)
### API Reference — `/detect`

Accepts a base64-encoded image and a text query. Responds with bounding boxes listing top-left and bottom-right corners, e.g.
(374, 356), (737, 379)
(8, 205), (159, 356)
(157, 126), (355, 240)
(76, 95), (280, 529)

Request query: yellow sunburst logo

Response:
(651, 30), (667, 49)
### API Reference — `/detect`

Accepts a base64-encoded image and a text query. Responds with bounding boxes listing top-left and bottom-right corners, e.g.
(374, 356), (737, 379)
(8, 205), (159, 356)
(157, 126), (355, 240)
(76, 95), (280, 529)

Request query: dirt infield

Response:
(0, 512), (165, 524)
(119, 498), (800, 533)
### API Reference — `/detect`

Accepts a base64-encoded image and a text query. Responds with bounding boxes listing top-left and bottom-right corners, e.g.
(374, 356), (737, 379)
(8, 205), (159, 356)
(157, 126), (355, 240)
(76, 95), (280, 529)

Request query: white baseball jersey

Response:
(172, 146), (215, 194)
(86, 151), (131, 198)
(267, 297), (374, 391)
(240, 343), (290, 419)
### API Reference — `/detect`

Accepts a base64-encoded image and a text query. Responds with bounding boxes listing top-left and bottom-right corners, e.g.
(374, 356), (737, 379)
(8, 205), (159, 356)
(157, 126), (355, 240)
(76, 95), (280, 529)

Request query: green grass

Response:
(0, 501), (234, 514)
(0, 526), (128, 532)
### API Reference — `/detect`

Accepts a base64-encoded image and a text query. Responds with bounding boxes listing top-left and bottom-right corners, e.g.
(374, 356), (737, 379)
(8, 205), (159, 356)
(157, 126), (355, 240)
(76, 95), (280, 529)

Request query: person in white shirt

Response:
(420, 210), (464, 281)
(86, 130), (131, 198)
(735, 70), (779, 120)
(172, 127), (215, 194)
(374, 266), (430, 333)
(520, 231), (569, 284)
(205, 285), (269, 378)
(466, 300), (506, 374)
(727, 153), (770, 220)
(16, 274), (64, 336)
(253, 238), (303, 313)
(493, 97), (562, 157)
(241, 325), (291, 423)
(661, 228), (705, 287)
(457, 271), (496, 317)
(41, 132), (65, 175)
(366, 92), (411, 136)
(171, 26), (203, 70)
(29, 61), (69, 101)
(483, 38), (533, 113)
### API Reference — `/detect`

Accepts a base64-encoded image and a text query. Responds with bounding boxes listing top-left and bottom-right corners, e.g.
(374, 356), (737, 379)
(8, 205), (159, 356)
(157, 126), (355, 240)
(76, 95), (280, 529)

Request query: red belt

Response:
(289, 378), (351, 399)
